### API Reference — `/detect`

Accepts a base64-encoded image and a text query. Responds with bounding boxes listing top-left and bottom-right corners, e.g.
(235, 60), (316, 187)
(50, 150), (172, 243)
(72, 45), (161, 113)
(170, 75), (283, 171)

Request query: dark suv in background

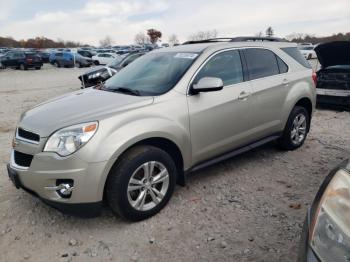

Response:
(0, 51), (43, 70)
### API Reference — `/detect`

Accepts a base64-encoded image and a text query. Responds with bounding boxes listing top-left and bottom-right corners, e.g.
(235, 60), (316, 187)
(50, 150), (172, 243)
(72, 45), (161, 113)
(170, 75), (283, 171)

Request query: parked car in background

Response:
(314, 41), (350, 110)
(0, 51), (42, 70)
(77, 49), (94, 58)
(79, 52), (145, 88)
(74, 54), (94, 68)
(36, 51), (50, 63)
(298, 159), (350, 262)
(298, 46), (317, 60)
(92, 53), (118, 65)
(49, 52), (74, 67)
(8, 37), (316, 221)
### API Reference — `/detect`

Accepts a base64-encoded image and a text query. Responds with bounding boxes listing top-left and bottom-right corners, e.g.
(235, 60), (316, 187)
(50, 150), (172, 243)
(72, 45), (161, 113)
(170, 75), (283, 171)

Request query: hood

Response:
(314, 41), (350, 68)
(19, 88), (154, 137)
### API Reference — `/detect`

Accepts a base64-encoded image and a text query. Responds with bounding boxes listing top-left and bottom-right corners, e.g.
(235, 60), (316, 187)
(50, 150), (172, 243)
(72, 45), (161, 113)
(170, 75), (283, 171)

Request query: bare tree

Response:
(265, 27), (274, 37)
(255, 31), (263, 37)
(168, 34), (179, 46)
(188, 29), (218, 41)
(99, 35), (113, 47)
(134, 32), (149, 45)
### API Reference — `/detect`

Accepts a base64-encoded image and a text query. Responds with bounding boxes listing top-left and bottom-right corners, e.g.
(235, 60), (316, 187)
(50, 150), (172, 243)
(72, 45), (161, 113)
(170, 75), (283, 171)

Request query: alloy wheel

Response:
(290, 113), (307, 145)
(127, 161), (169, 211)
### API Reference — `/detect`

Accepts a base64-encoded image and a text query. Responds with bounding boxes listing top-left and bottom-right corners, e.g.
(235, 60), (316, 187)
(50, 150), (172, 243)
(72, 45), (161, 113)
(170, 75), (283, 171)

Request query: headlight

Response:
(310, 169), (350, 261)
(43, 122), (98, 156)
(88, 71), (102, 79)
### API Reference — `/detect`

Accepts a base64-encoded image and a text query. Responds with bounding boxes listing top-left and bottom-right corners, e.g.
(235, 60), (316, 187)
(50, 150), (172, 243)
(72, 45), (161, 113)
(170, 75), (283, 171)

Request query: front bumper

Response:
(7, 164), (102, 217)
(7, 149), (107, 217)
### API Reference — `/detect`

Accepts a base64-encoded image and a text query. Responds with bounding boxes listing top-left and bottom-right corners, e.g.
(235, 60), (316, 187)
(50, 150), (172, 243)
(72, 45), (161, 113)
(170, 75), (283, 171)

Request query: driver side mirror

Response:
(192, 77), (224, 94)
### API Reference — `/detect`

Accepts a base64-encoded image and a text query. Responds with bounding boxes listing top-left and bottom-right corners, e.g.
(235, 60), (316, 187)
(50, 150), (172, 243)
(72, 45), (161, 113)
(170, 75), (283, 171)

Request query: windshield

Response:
(104, 52), (199, 96)
(107, 54), (126, 68)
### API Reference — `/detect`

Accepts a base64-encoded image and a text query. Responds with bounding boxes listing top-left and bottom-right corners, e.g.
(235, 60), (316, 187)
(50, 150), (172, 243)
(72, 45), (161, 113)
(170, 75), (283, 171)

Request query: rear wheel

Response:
(307, 54), (312, 60)
(278, 106), (310, 150)
(75, 62), (81, 68)
(106, 146), (177, 221)
(54, 61), (60, 68)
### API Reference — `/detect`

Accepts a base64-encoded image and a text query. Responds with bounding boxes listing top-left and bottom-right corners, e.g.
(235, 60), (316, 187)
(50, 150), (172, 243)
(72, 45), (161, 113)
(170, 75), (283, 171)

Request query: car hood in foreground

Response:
(314, 41), (350, 68)
(19, 88), (154, 137)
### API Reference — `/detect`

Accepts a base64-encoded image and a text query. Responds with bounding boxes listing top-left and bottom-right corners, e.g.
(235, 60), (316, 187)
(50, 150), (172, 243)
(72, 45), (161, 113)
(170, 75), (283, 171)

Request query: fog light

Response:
(56, 179), (74, 198)
(44, 179), (74, 198)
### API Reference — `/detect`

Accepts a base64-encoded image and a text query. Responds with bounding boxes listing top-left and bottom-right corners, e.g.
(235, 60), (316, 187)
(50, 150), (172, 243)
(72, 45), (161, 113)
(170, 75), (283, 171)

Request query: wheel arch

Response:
(101, 136), (186, 202)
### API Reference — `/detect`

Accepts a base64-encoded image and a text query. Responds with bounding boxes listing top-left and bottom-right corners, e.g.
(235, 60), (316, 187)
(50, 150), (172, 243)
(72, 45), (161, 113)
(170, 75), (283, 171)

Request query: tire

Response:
(54, 61), (60, 68)
(94, 60), (100, 65)
(278, 106), (310, 150)
(307, 54), (312, 60)
(106, 146), (177, 221)
(75, 62), (81, 68)
(35, 67), (41, 70)
(20, 64), (27, 70)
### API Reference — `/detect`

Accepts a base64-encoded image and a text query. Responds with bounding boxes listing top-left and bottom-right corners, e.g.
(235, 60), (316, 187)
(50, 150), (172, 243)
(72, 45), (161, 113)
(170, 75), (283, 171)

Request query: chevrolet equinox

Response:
(7, 37), (316, 221)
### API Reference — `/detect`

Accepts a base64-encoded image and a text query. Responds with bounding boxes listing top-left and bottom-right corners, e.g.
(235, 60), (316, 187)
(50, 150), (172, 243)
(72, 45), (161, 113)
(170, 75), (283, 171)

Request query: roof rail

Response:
(183, 36), (287, 45)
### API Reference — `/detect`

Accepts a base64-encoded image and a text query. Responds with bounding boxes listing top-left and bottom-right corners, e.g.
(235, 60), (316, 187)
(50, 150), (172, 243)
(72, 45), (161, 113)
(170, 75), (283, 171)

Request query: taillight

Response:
(312, 71), (317, 87)
(26, 58), (33, 63)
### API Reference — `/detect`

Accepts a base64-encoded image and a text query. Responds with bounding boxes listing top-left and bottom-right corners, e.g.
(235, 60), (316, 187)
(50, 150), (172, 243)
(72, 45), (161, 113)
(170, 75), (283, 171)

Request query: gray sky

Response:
(0, 0), (349, 45)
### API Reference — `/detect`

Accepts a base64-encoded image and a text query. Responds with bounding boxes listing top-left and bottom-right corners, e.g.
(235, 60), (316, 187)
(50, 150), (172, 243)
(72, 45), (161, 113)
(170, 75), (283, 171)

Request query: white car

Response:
(92, 53), (118, 65)
(298, 46), (317, 60)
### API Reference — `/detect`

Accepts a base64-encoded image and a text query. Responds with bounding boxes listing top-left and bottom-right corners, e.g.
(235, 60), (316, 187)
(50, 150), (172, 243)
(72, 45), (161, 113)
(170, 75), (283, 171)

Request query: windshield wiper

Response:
(109, 87), (141, 96)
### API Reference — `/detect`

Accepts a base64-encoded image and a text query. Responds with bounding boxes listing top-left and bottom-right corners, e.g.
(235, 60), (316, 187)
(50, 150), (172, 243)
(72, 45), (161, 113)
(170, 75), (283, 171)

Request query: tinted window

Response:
(281, 47), (311, 68)
(276, 56), (288, 73)
(194, 50), (243, 86)
(244, 48), (279, 80)
(14, 52), (25, 58)
(55, 53), (63, 57)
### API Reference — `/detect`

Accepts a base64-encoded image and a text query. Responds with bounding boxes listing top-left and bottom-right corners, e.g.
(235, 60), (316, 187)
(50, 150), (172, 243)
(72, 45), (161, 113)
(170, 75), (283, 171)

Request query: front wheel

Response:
(278, 106), (310, 150)
(106, 146), (177, 221)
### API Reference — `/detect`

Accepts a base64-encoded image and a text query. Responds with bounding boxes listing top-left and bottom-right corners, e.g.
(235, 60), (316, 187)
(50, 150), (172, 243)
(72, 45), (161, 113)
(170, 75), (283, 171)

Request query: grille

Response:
(14, 151), (34, 167)
(17, 128), (40, 142)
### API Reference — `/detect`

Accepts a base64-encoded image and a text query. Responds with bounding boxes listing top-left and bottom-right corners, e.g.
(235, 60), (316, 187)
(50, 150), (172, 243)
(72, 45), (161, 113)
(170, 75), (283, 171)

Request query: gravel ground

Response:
(0, 63), (349, 262)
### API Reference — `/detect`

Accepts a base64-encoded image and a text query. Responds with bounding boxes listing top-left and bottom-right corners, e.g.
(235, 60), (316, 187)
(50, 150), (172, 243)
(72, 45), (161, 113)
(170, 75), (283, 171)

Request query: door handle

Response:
(238, 91), (251, 100)
(282, 78), (290, 86)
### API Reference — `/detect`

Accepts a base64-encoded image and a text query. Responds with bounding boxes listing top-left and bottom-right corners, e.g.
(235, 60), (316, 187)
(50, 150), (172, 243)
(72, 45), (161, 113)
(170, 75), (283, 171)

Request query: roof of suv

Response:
(155, 39), (297, 54)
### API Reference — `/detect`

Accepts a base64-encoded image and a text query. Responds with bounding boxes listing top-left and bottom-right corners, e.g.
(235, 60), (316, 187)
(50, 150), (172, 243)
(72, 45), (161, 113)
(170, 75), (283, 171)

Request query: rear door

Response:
(242, 48), (289, 138)
(187, 49), (256, 164)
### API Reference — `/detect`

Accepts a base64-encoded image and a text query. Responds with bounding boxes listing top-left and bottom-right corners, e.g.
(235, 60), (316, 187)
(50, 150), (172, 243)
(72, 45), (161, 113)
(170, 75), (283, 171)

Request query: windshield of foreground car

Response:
(103, 52), (199, 96)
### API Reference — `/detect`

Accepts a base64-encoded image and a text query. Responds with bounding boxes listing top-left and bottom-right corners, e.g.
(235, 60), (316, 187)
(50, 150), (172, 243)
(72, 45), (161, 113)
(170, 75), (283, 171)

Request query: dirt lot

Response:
(0, 64), (349, 262)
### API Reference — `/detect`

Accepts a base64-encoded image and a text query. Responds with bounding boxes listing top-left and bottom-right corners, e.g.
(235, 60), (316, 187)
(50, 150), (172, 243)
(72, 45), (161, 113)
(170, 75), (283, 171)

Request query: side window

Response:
(244, 48), (279, 80)
(276, 55), (288, 73)
(194, 50), (243, 86)
(56, 53), (63, 57)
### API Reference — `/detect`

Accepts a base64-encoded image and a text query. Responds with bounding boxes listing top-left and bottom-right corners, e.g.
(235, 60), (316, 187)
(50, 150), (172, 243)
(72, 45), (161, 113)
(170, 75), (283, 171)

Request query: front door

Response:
(187, 49), (255, 165)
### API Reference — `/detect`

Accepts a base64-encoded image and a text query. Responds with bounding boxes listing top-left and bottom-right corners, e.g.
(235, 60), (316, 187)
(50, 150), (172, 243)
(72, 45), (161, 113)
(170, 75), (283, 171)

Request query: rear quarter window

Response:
(281, 47), (311, 68)
(244, 48), (280, 80)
